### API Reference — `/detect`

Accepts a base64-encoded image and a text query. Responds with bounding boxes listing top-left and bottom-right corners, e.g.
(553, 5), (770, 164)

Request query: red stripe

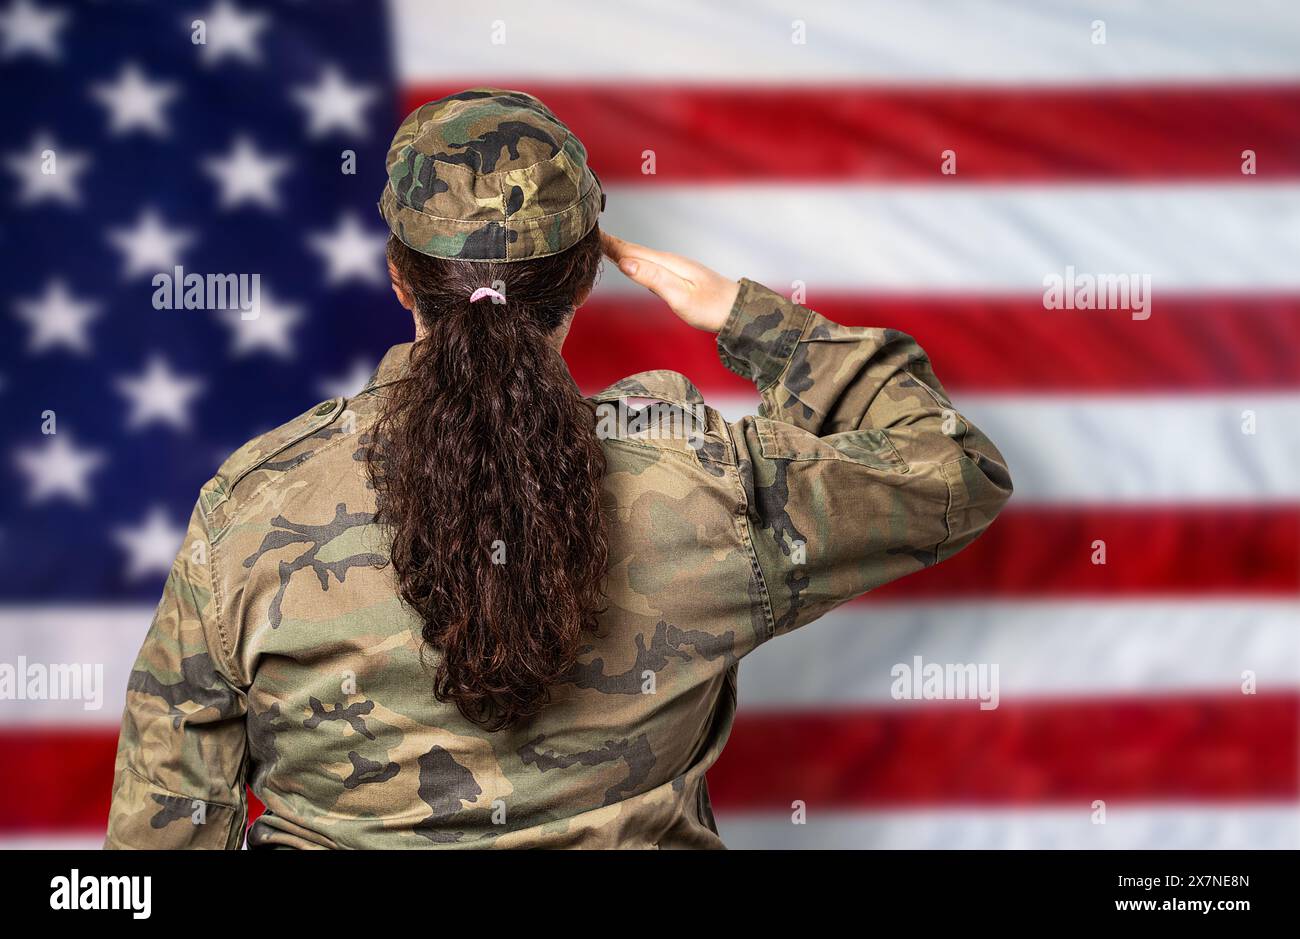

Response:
(708, 693), (1300, 809)
(4, 694), (1293, 831)
(568, 295), (1300, 393)
(866, 507), (1300, 598)
(403, 84), (1300, 181)
(0, 728), (115, 833)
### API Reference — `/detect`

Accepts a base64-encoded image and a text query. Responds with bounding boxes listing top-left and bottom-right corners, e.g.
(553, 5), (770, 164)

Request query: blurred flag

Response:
(1, 0), (1298, 848)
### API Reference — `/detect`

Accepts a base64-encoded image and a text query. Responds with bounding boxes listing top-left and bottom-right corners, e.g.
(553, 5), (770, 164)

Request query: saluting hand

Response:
(600, 231), (740, 334)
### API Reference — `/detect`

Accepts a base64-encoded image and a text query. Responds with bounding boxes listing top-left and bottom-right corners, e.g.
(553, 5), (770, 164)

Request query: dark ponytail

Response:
(366, 225), (608, 730)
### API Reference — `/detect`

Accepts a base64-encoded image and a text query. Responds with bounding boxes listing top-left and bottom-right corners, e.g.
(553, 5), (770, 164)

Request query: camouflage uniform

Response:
(104, 90), (1012, 849)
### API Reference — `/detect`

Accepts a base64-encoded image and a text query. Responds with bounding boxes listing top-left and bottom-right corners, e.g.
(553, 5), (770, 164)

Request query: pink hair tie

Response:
(469, 286), (506, 304)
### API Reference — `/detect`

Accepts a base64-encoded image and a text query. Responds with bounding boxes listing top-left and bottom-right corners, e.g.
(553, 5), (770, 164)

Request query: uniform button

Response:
(314, 400), (337, 416)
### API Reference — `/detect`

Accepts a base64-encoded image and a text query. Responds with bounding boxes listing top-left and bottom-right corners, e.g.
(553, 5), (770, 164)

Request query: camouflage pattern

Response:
(377, 88), (604, 261)
(104, 279), (1012, 849)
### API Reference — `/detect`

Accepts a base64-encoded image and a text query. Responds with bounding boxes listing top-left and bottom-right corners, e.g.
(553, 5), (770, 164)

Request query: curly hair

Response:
(365, 225), (608, 730)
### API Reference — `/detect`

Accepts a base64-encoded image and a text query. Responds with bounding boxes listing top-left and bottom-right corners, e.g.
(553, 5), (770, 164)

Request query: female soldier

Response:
(105, 89), (1011, 849)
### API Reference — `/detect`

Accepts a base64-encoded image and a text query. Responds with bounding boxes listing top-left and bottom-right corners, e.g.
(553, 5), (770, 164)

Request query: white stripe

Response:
(392, 0), (1300, 84)
(957, 393), (1300, 504)
(738, 600), (1300, 711)
(4, 808), (1295, 848)
(591, 184), (1300, 293)
(702, 393), (1300, 504)
(0, 607), (141, 726)
(716, 805), (1300, 849)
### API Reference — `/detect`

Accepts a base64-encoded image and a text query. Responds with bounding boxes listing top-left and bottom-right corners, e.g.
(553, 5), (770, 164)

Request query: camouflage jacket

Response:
(104, 279), (1012, 849)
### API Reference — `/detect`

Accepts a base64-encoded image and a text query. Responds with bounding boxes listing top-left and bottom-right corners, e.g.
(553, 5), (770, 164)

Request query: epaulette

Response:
(199, 396), (346, 521)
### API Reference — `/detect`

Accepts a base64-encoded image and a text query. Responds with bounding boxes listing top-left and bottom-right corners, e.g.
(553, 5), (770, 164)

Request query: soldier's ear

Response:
(388, 259), (415, 312)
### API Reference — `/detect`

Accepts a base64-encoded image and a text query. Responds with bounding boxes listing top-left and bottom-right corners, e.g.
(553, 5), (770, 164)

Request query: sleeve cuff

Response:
(105, 767), (244, 849)
(716, 278), (813, 391)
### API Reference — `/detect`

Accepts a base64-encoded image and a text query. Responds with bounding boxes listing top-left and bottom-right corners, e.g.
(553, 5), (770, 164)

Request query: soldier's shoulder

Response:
(198, 395), (358, 532)
(588, 370), (735, 469)
(589, 369), (709, 410)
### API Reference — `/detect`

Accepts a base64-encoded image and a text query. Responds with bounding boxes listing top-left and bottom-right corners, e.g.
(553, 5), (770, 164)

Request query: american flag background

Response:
(1, 0), (1297, 849)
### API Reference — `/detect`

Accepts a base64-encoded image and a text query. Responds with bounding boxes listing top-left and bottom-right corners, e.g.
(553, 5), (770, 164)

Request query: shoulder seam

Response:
(203, 399), (348, 680)
(203, 505), (240, 682)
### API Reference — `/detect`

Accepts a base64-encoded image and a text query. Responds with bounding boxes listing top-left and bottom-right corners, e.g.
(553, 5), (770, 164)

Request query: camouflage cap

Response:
(378, 88), (604, 262)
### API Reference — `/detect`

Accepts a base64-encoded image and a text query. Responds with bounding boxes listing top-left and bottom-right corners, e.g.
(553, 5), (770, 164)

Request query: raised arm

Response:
(719, 279), (1012, 637)
(603, 233), (1012, 642)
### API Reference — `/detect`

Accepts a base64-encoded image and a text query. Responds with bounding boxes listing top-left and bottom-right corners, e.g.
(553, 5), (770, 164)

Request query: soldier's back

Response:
(209, 359), (749, 848)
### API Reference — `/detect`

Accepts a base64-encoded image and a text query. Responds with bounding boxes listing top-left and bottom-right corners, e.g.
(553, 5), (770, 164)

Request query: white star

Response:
(308, 213), (388, 287)
(4, 132), (90, 206)
(221, 287), (301, 357)
(13, 279), (100, 355)
(0, 0), (68, 61)
(106, 207), (195, 279)
(114, 355), (205, 432)
(193, 0), (268, 67)
(14, 432), (106, 505)
(202, 135), (290, 211)
(291, 65), (376, 138)
(113, 506), (185, 581)
(316, 359), (375, 399)
(90, 62), (180, 137)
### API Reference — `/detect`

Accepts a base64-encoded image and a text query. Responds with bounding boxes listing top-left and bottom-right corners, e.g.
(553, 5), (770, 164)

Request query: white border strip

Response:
(5, 805), (1296, 849)
(715, 804), (1300, 849)
(0, 835), (104, 850)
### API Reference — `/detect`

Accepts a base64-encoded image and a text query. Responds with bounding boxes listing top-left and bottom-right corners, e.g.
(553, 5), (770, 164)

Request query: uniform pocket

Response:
(756, 418), (908, 472)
